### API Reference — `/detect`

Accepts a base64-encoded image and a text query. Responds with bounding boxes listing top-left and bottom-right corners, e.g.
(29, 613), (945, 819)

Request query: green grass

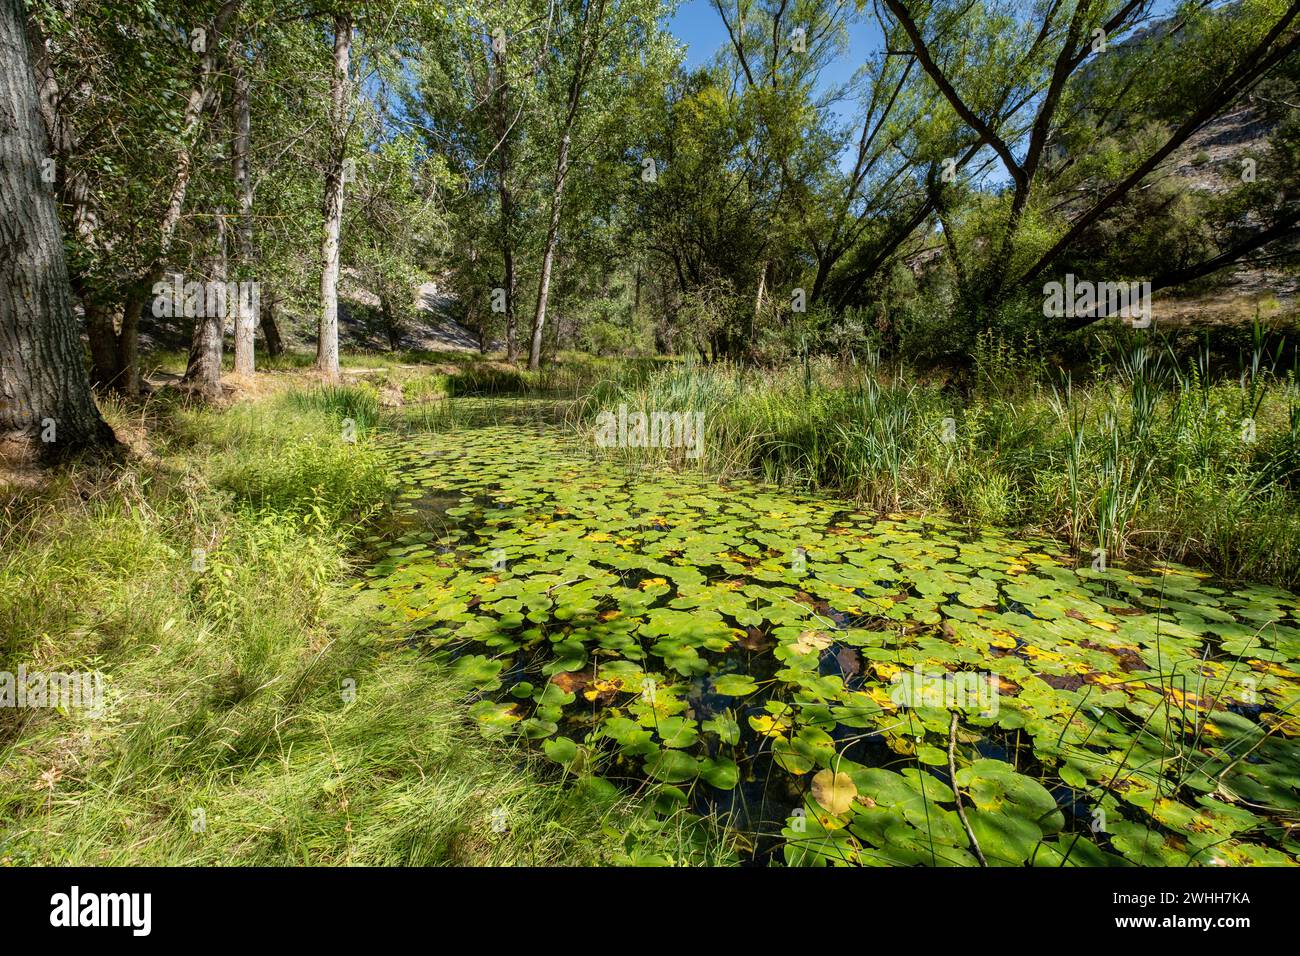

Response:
(576, 332), (1300, 588)
(0, 390), (731, 866)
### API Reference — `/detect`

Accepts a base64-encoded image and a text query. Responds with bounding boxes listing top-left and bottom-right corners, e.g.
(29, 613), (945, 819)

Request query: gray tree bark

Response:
(491, 40), (518, 362)
(180, 207), (227, 400)
(317, 12), (352, 381)
(527, 129), (570, 371)
(0, 0), (115, 461)
(527, 0), (601, 371)
(25, 12), (121, 391)
(231, 48), (255, 376)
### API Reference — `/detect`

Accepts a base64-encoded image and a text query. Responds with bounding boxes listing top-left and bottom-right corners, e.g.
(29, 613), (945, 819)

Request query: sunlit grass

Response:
(0, 390), (733, 866)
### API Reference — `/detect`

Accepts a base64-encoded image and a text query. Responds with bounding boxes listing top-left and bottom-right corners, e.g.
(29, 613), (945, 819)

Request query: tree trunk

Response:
(157, 0), (238, 275)
(231, 49), (255, 376)
(0, 0), (115, 461)
(527, 0), (600, 371)
(492, 40), (517, 363)
(120, 0), (239, 397)
(28, 12), (125, 393)
(85, 300), (123, 390)
(499, 223), (514, 361)
(527, 130), (570, 371)
(317, 12), (352, 381)
(180, 208), (226, 400)
(260, 289), (284, 356)
(380, 293), (401, 351)
(117, 282), (145, 394)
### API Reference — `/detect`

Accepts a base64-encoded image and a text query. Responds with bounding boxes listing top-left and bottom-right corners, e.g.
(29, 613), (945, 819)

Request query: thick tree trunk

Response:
(117, 281), (145, 394)
(180, 208), (226, 400)
(317, 12), (351, 381)
(231, 50), (255, 376)
(0, 0), (115, 460)
(85, 300), (123, 390)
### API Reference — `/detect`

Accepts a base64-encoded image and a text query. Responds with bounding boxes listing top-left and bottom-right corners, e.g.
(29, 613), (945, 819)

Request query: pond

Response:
(356, 401), (1300, 866)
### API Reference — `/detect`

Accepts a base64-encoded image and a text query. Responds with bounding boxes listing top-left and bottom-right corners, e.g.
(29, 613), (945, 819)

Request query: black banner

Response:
(0, 866), (1282, 942)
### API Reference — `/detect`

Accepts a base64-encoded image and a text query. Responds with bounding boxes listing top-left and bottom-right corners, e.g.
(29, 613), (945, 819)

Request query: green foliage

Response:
(0, 388), (732, 866)
(362, 395), (1300, 867)
(580, 340), (1300, 587)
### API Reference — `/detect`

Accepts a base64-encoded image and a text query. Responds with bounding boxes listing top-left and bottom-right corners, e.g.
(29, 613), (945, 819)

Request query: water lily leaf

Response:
(543, 736), (578, 766)
(791, 629), (835, 655)
(702, 712), (741, 744)
(701, 757), (740, 790)
(811, 769), (858, 816)
(453, 654), (503, 690)
(644, 748), (700, 783)
(713, 673), (759, 696)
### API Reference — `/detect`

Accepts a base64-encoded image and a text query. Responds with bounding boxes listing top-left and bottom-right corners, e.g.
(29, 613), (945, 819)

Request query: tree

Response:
(231, 43), (256, 375)
(0, 0), (115, 461)
(881, 0), (1300, 331)
(527, 0), (603, 370)
(408, 0), (552, 361)
(27, 0), (240, 395)
(317, 10), (352, 381)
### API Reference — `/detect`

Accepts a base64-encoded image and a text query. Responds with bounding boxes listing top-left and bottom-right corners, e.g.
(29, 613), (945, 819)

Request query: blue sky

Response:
(666, 0), (885, 147)
(664, 0), (1186, 174)
(665, 1), (886, 168)
(668, 0), (881, 92)
(666, 0), (1185, 79)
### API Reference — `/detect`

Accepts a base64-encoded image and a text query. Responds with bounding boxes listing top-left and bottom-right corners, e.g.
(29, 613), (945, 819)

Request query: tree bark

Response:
(121, 0), (239, 397)
(231, 48), (255, 376)
(380, 293), (401, 351)
(317, 11), (352, 381)
(751, 259), (767, 349)
(0, 0), (115, 461)
(491, 39), (518, 363)
(180, 208), (226, 400)
(260, 288), (284, 356)
(84, 300), (123, 390)
(527, 0), (601, 371)
(528, 129), (571, 370)
(117, 282), (144, 395)
(27, 12), (123, 391)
